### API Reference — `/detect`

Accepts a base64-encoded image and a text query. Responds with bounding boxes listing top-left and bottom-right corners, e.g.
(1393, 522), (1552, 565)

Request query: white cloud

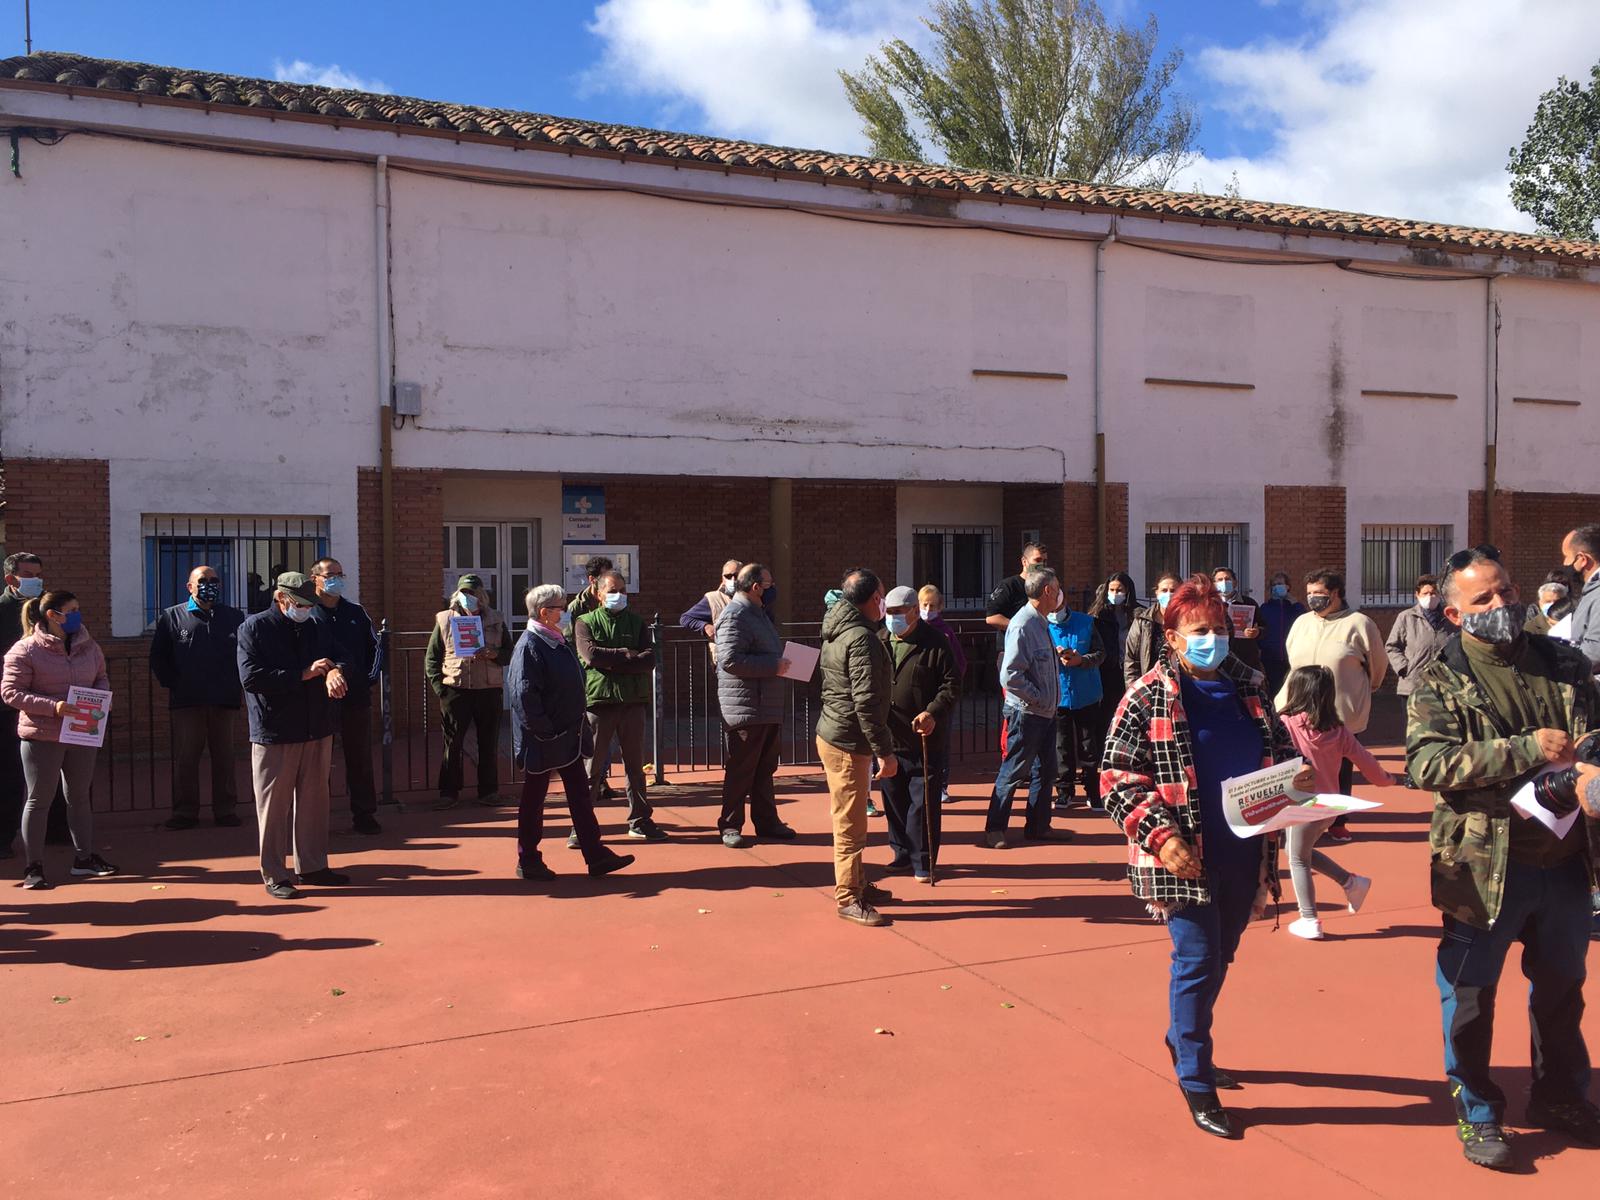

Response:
(1186, 0), (1600, 232)
(272, 58), (391, 95)
(584, 0), (925, 150)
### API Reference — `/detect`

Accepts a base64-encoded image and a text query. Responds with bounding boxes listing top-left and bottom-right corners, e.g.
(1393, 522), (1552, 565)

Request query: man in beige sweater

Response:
(1277, 566), (1387, 836)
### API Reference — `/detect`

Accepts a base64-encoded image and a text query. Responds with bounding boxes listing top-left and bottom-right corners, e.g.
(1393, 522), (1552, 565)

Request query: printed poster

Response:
(1228, 604), (1255, 637)
(1220, 758), (1381, 837)
(58, 686), (112, 749)
(450, 614), (484, 658)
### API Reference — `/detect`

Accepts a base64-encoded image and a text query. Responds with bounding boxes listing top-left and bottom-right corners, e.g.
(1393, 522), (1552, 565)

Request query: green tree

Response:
(839, 0), (1197, 187)
(1508, 63), (1600, 240)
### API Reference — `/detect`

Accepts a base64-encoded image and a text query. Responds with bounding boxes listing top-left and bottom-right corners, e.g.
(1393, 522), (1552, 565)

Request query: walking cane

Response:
(920, 729), (935, 887)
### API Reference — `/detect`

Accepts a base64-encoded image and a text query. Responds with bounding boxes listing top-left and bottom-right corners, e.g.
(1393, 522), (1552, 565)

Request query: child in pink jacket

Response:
(1278, 665), (1396, 939)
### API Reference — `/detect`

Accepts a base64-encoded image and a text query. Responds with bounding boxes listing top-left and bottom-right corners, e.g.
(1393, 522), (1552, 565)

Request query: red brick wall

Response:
(3, 457), (112, 626)
(791, 482), (896, 622)
(357, 466), (444, 633)
(1496, 490), (1597, 594)
(1002, 481), (1128, 603)
(1265, 485), (1347, 593)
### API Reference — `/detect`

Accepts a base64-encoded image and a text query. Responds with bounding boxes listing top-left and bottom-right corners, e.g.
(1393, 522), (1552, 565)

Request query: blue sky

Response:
(12, 1), (1600, 231)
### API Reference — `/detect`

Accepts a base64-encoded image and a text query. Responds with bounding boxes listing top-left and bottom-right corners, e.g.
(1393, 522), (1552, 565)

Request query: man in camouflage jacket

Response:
(1406, 549), (1600, 1170)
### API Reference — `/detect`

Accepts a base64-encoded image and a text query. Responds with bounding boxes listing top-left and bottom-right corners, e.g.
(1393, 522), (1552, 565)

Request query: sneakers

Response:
(164, 815), (199, 831)
(517, 857), (557, 882)
(754, 822), (797, 840)
(1023, 827), (1075, 843)
(880, 860), (915, 876)
(863, 882), (893, 905)
(71, 854), (119, 877)
(1526, 1097), (1600, 1146)
(866, 799), (881, 817)
(432, 794), (462, 811)
(297, 868), (352, 886)
(983, 830), (1010, 849)
(627, 819), (670, 842)
(837, 900), (886, 926)
(20, 861), (51, 890)
(1343, 874), (1371, 914)
(1323, 822), (1354, 845)
(1287, 917), (1324, 940)
(1457, 1119), (1514, 1170)
(720, 829), (747, 848)
(587, 851), (635, 878)
(567, 830), (581, 850)
(475, 793), (505, 808)
(265, 879), (302, 900)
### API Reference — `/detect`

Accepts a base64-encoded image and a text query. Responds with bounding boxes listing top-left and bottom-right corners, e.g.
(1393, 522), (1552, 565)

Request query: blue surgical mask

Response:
(1183, 632), (1228, 670)
(458, 593), (480, 614)
(195, 579), (222, 604)
(1542, 601), (1556, 617)
(60, 610), (83, 634)
(1216, 579), (1236, 597)
(558, 611), (571, 632)
(16, 577), (44, 599)
(1157, 592), (1172, 610)
(1271, 584), (1289, 600)
(286, 603), (314, 624)
(321, 576), (346, 597)
(603, 591), (628, 612)
(885, 612), (911, 637)
(1047, 605), (1070, 625)
(1109, 591), (1126, 605)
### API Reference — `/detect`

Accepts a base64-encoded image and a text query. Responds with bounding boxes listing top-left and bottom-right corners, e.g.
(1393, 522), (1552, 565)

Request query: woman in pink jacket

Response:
(1, 590), (118, 889)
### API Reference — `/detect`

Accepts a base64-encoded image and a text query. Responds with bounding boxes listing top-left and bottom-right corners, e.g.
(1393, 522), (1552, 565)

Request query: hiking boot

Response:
(837, 900), (886, 927)
(20, 861), (51, 890)
(627, 819), (670, 842)
(1457, 1120), (1514, 1170)
(352, 813), (383, 836)
(587, 851), (635, 878)
(265, 879), (302, 900)
(517, 856), (557, 882)
(1526, 1097), (1600, 1146)
(71, 854), (119, 877)
(164, 815), (199, 831)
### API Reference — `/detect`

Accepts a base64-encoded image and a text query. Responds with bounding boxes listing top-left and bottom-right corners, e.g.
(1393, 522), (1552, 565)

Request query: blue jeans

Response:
(986, 709), (1057, 835)
(1166, 864), (1258, 1092)
(1437, 856), (1591, 1123)
(879, 749), (945, 875)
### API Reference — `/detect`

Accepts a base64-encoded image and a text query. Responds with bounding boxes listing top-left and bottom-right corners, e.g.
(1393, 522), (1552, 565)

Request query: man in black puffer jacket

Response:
(816, 568), (897, 927)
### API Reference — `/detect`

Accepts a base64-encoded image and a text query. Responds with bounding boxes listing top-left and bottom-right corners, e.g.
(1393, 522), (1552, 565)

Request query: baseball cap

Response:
(885, 585), (919, 608)
(276, 572), (318, 605)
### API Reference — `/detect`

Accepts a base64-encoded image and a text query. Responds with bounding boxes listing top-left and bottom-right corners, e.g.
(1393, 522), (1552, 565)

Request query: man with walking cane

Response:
(878, 586), (961, 884)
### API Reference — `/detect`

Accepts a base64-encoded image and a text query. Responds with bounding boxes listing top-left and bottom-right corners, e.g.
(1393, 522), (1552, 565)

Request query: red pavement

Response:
(4, 735), (1598, 1198)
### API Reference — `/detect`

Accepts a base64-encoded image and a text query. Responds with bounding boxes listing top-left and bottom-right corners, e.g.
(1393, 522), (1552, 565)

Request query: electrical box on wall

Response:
(392, 381), (422, 417)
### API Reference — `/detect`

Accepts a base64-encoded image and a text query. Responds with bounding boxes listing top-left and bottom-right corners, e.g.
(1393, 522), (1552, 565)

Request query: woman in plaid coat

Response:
(1101, 575), (1313, 1139)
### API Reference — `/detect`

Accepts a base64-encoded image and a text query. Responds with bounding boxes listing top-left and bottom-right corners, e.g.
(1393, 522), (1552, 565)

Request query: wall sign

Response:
(562, 485), (606, 544)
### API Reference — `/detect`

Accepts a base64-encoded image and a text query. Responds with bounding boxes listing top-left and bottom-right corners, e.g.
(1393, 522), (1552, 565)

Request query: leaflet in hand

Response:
(450, 614), (484, 658)
(1221, 758), (1381, 837)
(58, 685), (112, 748)
(1227, 604), (1255, 637)
(775, 641), (820, 682)
(1509, 766), (1581, 840)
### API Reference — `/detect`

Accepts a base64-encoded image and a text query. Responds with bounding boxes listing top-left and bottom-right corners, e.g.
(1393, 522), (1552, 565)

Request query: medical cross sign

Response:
(561, 485), (606, 544)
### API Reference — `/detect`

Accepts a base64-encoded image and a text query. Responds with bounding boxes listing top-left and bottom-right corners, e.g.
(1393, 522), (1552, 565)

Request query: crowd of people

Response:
(4, 521), (1600, 1168)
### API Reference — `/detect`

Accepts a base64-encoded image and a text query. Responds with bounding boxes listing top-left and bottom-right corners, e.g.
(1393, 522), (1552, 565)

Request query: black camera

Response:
(1531, 734), (1600, 816)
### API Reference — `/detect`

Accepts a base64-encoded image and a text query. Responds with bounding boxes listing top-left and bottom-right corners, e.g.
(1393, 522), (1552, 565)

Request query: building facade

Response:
(3, 52), (1599, 647)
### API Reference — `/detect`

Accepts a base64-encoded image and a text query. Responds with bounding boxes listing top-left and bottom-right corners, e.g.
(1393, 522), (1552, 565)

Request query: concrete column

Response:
(770, 478), (793, 627)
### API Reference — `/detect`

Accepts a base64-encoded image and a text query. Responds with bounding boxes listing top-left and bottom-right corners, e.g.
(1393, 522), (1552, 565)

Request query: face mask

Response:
(16, 577), (44, 599)
(195, 580), (222, 604)
(1418, 594), (1438, 611)
(1157, 592), (1172, 610)
(762, 584), (778, 606)
(919, 605), (936, 621)
(557, 611), (572, 632)
(458, 593), (480, 614)
(722, 579), (738, 596)
(1109, 591), (1126, 606)
(1542, 601), (1556, 617)
(1306, 594), (1332, 613)
(603, 592), (628, 612)
(1182, 632), (1229, 670)
(885, 612), (911, 637)
(1216, 579), (1235, 597)
(1460, 603), (1525, 645)
(1047, 607), (1070, 625)
(60, 611), (83, 634)
(286, 603), (314, 624)
(1270, 584), (1289, 600)
(321, 576), (346, 597)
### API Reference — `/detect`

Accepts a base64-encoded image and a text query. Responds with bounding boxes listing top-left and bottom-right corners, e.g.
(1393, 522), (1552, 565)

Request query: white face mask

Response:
(1418, 594), (1439, 611)
(285, 603), (314, 624)
(919, 605), (936, 621)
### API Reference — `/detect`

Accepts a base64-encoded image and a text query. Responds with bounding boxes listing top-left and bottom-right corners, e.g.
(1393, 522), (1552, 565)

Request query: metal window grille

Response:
(142, 515), (331, 625)
(1360, 524), (1451, 606)
(1144, 523), (1249, 594)
(913, 526), (999, 611)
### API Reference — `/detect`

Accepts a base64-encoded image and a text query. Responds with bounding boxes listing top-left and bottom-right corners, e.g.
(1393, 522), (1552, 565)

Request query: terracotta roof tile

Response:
(4, 50), (1598, 264)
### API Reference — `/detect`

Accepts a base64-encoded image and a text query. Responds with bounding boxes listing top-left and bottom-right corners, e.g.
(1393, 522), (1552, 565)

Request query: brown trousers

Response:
(816, 736), (870, 908)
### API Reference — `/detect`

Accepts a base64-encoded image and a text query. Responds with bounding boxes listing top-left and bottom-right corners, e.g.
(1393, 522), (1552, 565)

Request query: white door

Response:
(442, 521), (540, 631)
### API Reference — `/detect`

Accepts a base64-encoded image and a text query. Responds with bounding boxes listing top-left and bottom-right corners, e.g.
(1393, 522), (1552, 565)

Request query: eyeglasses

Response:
(1441, 544), (1500, 588)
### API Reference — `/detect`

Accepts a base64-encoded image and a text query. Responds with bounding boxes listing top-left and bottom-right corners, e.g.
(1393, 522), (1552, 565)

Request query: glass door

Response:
(442, 521), (540, 630)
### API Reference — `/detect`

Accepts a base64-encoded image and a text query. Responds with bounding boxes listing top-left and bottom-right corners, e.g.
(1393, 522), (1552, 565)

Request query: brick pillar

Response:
(2, 457), (111, 624)
(791, 482), (896, 620)
(1481, 489), (1598, 594)
(357, 466), (444, 633)
(1003, 481), (1128, 603)
(1265, 485), (1347, 590)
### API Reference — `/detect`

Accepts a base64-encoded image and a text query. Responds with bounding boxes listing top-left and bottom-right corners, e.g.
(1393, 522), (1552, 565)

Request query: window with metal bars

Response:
(1144, 524), (1249, 594)
(142, 516), (331, 625)
(913, 526), (999, 611)
(1360, 524), (1450, 606)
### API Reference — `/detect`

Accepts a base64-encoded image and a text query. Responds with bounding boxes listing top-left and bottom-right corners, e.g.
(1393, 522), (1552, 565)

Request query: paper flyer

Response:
(1509, 766), (1581, 840)
(58, 685), (112, 748)
(1227, 603), (1255, 637)
(450, 614), (484, 658)
(775, 641), (820, 682)
(1221, 757), (1382, 837)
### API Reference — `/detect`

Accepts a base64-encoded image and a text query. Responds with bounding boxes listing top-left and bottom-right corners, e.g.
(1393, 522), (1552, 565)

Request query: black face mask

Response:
(196, 580), (222, 604)
(1460, 603), (1526, 645)
(1306, 594), (1332, 613)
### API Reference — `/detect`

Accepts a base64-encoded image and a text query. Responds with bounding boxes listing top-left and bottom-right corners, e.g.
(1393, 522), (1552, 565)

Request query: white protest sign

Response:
(1221, 757), (1381, 837)
(58, 686), (112, 749)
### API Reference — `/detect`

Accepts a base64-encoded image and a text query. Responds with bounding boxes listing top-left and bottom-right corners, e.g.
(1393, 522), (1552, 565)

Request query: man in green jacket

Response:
(816, 568), (897, 927)
(574, 570), (668, 842)
(1407, 546), (1600, 1171)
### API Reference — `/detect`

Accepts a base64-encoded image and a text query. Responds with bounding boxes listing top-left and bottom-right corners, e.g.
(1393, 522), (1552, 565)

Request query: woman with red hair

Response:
(1101, 574), (1313, 1139)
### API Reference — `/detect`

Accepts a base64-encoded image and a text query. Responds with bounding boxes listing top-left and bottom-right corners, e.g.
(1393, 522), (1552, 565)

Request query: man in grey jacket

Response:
(714, 563), (797, 847)
(985, 565), (1072, 849)
(1563, 526), (1600, 672)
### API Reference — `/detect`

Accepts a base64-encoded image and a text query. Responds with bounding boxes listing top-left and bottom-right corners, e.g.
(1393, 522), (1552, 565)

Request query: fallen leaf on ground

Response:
(150, 885), (166, 891)
(133, 1036), (149, 1042)
(696, 908), (712, 914)
(330, 988), (346, 997)
(990, 889), (1008, 895)
(940, 984), (952, 991)
(649, 944), (659, 950)
(51, 996), (69, 1004)
(1000, 1003), (1015, 1009)
(771, 892), (784, 897)
(873, 1027), (893, 1036)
